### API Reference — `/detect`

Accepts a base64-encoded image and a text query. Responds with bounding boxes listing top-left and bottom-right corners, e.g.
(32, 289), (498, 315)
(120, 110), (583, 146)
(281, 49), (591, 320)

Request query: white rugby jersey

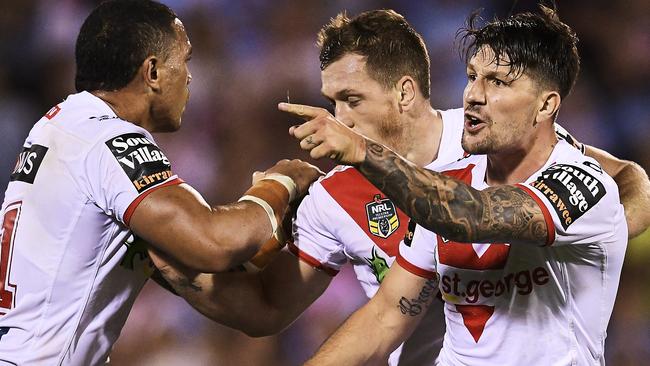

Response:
(289, 108), (466, 365)
(398, 139), (627, 366)
(0, 91), (181, 365)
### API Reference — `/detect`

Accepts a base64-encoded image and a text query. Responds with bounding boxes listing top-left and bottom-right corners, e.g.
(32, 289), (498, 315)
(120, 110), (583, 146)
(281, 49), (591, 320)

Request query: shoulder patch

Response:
(529, 163), (606, 229)
(10, 144), (49, 184)
(105, 133), (173, 193)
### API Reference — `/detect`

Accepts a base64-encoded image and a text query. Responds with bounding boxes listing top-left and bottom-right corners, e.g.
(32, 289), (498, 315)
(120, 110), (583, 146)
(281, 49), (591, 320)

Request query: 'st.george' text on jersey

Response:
(398, 139), (627, 366)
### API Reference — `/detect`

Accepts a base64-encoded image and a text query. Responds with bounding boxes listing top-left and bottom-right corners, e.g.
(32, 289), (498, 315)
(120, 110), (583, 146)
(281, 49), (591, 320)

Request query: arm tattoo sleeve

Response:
(359, 141), (548, 244)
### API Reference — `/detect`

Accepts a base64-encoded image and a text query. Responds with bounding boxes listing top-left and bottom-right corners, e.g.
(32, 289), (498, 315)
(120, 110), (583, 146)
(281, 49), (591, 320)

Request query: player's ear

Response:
(536, 90), (561, 125)
(396, 76), (417, 112)
(142, 56), (160, 92)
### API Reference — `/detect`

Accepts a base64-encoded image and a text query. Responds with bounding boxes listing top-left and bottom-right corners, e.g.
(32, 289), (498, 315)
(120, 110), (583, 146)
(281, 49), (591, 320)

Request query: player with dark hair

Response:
(150, 7), (648, 366)
(285, 6), (633, 365)
(0, 1), (320, 364)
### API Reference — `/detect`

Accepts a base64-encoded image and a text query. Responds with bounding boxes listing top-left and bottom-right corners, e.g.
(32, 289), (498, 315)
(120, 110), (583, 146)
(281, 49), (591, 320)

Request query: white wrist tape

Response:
(238, 195), (278, 235)
(261, 174), (297, 202)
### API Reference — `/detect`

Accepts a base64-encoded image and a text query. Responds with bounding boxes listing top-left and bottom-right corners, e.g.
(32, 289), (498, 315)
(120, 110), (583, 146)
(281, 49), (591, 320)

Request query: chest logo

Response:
(366, 194), (399, 238)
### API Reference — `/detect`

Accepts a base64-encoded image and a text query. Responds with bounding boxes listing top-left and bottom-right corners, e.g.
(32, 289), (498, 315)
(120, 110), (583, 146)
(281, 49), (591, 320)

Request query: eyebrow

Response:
(466, 63), (512, 80)
(325, 88), (359, 100)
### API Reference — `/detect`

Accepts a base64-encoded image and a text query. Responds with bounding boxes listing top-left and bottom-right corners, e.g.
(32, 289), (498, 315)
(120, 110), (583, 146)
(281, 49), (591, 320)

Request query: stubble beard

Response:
(377, 105), (407, 155)
(461, 126), (499, 155)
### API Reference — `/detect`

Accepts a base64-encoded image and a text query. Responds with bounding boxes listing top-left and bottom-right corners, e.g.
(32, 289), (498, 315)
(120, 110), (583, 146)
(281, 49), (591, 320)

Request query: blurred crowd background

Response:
(1, 0), (648, 364)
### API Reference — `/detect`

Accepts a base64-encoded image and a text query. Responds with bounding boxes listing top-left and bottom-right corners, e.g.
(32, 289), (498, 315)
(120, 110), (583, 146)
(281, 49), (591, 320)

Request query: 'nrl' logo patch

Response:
(366, 194), (399, 238)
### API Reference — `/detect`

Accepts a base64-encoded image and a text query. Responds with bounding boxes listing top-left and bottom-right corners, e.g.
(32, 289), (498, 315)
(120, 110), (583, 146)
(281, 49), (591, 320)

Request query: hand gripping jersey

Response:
(0, 92), (182, 365)
(398, 140), (627, 366)
(289, 108), (466, 365)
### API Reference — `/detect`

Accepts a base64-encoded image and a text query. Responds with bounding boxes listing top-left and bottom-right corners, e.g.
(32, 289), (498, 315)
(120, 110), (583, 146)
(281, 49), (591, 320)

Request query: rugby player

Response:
(0, 1), (320, 364)
(286, 6), (630, 365)
(151, 8), (648, 366)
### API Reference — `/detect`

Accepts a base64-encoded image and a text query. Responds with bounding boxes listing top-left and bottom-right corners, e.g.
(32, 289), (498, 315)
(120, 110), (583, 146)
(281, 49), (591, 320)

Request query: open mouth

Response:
(464, 113), (487, 132)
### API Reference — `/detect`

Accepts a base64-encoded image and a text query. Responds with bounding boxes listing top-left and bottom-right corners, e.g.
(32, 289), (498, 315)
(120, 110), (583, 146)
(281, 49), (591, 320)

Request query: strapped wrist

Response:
(238, 195), (278, 234)
(261, 173), (297, 202)
(239, 179), (290, 238)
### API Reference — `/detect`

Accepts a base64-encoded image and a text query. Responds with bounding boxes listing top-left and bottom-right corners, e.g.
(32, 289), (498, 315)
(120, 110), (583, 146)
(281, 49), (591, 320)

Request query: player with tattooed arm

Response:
(149, 8), (648, 366)
(286, 6), (629, 365)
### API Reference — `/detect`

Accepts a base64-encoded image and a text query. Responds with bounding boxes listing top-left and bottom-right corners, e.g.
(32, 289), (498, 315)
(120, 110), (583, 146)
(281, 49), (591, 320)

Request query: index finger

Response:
(278, 102), (328, 121)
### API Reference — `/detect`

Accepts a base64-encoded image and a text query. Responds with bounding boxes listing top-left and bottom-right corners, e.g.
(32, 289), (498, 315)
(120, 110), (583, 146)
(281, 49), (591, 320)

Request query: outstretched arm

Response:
(583, 145), (650, 238)
(358, 141), (548, 245)
(306, 263), (437, 365)
(280, 103), (548, 245)
(130, 159), (322, 272)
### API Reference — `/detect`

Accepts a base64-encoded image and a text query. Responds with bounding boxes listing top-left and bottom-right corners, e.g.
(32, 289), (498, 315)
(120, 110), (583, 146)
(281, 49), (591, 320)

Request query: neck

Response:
(486, 127), (557, 185)
(91, 86), (151, 131)
(400, 103), (443, 167)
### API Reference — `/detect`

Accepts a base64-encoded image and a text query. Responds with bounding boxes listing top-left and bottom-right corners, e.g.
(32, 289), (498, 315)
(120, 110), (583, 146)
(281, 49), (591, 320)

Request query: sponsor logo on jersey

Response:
(106, 133), (173, 193)
(440, 266), (550, 304)
(10, 144), (49, 184)
(530, 163), (606, 229)
(364, 246), (390, 283)
(365, 194), (399, 238)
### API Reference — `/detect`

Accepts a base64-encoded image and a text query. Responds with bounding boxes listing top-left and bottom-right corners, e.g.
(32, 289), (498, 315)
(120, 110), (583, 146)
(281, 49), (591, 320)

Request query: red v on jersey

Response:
(440, 163), (510, 343)
(455, 304), (495, 343)
(438, 163), (510, 270)
(321, 168), (408, 257)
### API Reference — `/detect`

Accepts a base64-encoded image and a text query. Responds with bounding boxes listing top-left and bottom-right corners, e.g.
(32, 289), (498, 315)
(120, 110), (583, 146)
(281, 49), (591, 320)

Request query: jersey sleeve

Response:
(84, 127), (183, 226)
(517, 158), (624, 246)
(397, 220), (438, 279)
(288, 182), (349, 276)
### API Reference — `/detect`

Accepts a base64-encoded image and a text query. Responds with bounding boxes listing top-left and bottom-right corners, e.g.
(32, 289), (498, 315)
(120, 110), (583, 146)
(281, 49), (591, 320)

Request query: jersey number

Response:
(0, 202), (20, 314)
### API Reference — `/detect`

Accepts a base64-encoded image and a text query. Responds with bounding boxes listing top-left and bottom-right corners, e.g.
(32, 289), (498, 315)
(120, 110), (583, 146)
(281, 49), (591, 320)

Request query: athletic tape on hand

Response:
(261, 174), (297, 202)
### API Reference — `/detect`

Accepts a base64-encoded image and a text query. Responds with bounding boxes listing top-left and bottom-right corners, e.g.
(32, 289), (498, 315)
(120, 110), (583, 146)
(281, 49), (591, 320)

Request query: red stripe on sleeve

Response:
(516, 184), (556, 246)
(396, 253), (437, 279)
(287, 241), (339, 277)
(124, 178), (184, 226)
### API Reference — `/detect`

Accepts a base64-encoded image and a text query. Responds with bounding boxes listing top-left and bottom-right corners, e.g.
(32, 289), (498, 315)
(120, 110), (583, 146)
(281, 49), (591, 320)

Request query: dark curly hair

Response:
(458, 5), (580, 98)
(75, 0), (178, 92)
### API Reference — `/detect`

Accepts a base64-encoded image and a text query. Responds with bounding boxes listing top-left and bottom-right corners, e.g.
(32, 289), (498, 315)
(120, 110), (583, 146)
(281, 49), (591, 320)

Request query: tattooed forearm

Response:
(358, 141), (548, 244)
(397, 278), (437, 316)
(158, 266), (203, 293)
